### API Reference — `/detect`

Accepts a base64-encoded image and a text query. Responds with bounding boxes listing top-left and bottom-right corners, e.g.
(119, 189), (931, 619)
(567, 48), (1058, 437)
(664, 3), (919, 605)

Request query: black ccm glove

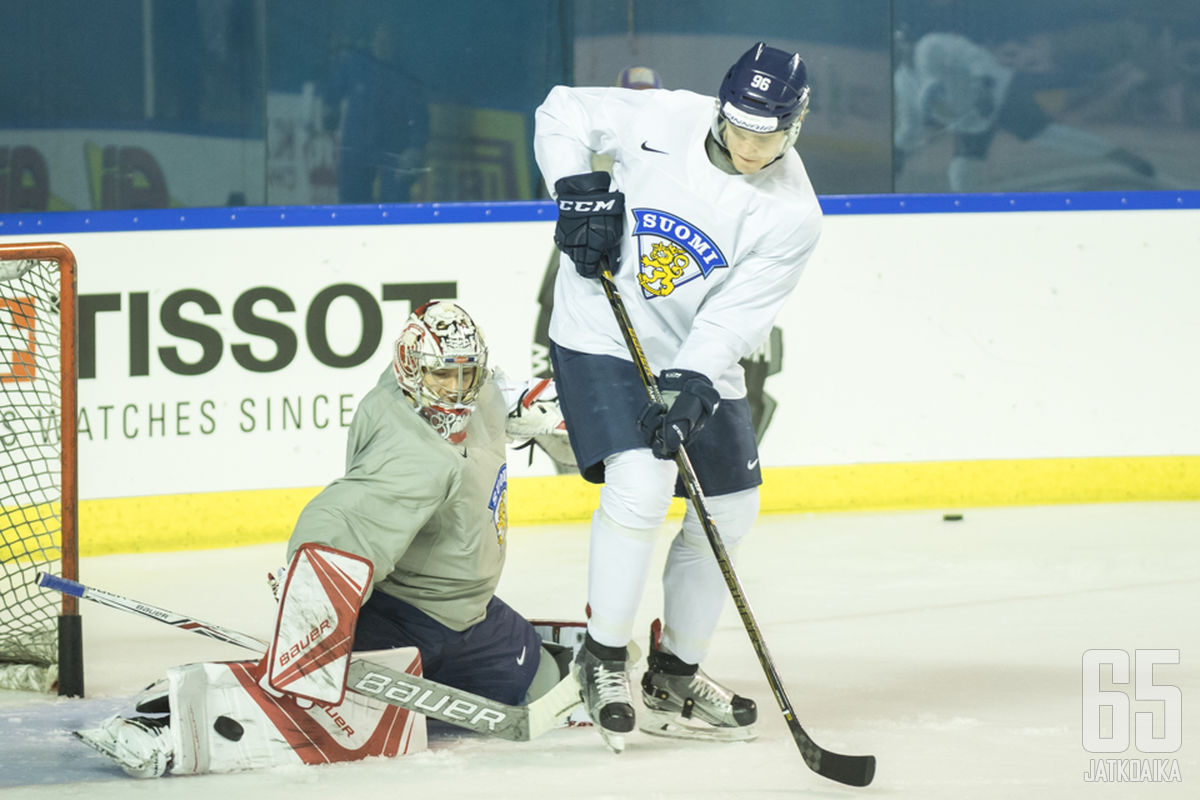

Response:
(638, 369), (721, 460)
(553, 171), (624, 279)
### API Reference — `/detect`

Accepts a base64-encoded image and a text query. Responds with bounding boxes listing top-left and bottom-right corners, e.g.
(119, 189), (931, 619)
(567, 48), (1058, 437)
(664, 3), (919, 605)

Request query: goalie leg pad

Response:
(168, 648), (426, 775)
(133, 676), (171, 714)
(531, 619), (588, 654)
(524, 642), (576, 704)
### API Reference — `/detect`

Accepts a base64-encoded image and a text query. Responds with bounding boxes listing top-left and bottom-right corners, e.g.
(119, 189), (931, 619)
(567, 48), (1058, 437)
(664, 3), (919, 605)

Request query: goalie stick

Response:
(597, 268), (876, 788)
(34, 572), (579, 742)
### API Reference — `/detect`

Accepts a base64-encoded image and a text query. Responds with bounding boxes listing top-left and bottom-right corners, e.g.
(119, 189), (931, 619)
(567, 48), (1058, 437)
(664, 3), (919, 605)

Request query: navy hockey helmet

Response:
(713, 42), (810, 159)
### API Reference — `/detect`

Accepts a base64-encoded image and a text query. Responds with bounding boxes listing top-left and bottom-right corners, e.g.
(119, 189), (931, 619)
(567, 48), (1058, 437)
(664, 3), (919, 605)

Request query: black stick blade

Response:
(815, 750), (876, 788)
(789, 717), (876, 786)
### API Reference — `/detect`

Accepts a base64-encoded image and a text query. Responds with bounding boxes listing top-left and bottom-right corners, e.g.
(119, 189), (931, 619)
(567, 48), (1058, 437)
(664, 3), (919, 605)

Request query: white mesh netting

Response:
(1, 256), (66, 681)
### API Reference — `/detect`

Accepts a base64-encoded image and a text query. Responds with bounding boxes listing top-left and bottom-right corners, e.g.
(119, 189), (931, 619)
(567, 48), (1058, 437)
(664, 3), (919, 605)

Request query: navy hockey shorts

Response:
(549, 341), (762, 496)
(955, 73), (1052, 158)
(353, 593), (541, 706)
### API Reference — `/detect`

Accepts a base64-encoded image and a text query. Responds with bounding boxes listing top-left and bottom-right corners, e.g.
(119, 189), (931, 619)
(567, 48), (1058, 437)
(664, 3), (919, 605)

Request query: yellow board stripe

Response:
(73, 456), (1200, 557)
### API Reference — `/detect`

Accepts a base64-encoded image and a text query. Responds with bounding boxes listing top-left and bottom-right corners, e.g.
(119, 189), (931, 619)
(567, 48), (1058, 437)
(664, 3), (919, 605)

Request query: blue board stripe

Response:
(2, 191), (1197, 235)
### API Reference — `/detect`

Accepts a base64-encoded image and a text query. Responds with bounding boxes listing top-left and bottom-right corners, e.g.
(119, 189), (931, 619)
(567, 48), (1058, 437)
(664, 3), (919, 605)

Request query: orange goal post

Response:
(0, 241), (82, 695)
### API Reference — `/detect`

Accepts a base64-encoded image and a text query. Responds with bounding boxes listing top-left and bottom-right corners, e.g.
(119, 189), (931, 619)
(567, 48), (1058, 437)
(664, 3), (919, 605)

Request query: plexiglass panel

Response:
(1, 0), (1196, 212)
(893, 0), (1199, 192)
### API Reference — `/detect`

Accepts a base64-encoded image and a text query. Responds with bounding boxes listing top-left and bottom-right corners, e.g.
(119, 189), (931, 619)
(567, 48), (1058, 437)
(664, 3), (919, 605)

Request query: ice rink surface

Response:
(1, 502), (1196, 798)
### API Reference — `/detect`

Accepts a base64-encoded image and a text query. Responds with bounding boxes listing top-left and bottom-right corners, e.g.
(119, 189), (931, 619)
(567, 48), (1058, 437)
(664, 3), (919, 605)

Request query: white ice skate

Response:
(75, 715), (173, 778)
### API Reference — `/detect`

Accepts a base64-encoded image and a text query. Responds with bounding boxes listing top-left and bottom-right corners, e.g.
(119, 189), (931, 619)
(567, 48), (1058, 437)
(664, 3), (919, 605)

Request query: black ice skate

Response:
(572, 633), (636, 752)
(640, 621), (758, 742)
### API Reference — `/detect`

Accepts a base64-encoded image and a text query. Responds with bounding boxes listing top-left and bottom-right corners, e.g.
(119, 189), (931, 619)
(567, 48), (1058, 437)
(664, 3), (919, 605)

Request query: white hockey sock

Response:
(586, 507), (658, 649)
(1031, 122), (1112, 158)
(947, 155), (983, 192)
(661, 488), (759, 665)
(585, 449), (677, 649)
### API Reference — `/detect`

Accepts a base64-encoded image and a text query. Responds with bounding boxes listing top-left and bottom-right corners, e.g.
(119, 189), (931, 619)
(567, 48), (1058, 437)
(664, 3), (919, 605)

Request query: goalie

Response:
(76, 301), (580, 777)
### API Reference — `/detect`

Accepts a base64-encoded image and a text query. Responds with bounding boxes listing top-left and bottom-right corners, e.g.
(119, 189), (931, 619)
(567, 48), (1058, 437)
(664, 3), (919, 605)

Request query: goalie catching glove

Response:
(498, 372), (577, 469)
(553, 171), (624, 278)
(503, 377), (567, 440)
(638, 369), (721, 459)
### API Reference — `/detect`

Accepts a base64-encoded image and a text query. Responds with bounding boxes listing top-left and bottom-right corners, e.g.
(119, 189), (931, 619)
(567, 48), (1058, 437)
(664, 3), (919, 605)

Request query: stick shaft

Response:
(34, 572), (579, 742)
(596, 271), (794, 711)
(36, 572), (267, 651)
(598, 270), (875, 787)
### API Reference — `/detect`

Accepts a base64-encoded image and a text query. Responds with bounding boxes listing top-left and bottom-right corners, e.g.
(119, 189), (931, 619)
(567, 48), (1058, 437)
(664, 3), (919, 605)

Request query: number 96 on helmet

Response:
(712, 41), (811, 173)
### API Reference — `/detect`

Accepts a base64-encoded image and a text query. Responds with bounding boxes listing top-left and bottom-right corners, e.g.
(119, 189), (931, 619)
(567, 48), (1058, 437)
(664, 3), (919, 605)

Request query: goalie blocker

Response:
(265, 543), (372, 706)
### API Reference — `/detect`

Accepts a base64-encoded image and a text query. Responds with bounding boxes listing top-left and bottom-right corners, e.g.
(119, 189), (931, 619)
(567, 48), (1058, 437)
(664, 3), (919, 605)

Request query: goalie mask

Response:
(712, 42), (810, 172)
(392, 301), (488, 444)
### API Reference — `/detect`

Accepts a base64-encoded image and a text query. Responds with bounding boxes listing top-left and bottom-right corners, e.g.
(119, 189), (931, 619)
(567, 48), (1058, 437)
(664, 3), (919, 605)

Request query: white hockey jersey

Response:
(535, 85), (822, 398)
(908, 32), (1015, 136)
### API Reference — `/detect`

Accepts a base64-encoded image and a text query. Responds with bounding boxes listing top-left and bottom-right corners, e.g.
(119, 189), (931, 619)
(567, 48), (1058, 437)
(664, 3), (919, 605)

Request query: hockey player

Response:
(893, 30), (1156, 191)
(284, 300), (570, 706)
(75, 301), (576, 777)
(532, 63), (785, 449)
(533, 42), (821, 751)
(530, 64), (663, 473)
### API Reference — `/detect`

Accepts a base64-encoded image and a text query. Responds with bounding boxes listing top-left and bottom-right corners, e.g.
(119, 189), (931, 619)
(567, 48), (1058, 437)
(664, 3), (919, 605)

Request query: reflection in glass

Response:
(3, 1), (1200, 212)
(893, 0), (1200, 192)
(318, 20), (430, 204)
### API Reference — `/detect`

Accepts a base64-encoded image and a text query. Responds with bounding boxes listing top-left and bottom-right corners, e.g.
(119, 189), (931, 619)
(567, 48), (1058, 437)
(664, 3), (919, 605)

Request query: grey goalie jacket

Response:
(286, 367), (509, 631)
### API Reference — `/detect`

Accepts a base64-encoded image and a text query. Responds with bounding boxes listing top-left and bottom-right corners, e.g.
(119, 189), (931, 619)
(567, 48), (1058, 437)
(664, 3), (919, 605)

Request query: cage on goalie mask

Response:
(712, 42), (811, 161)
(393, 301), (489, 444)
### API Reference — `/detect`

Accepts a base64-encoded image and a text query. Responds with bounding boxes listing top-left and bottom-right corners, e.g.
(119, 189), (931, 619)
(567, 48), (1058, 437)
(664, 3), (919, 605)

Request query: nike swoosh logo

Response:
(641, 141), (668, 154)
(516, 646), (527, 665)
(747, 458), (759, 470)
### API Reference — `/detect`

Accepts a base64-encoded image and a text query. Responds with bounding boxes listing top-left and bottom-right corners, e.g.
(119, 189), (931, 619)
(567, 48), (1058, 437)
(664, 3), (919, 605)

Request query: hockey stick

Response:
(37, 572), (267, 650)
(597, 269), (876, 787)
(35, 572), (579, 742)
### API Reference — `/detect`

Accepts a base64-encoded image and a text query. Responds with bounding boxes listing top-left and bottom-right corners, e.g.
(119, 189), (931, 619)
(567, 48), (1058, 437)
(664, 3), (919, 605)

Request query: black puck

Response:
(214, 715), (244, 741)
(943, 513), (963, 521)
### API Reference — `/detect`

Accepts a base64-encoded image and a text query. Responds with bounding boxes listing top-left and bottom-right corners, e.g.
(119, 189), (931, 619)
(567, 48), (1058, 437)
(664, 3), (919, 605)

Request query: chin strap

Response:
(704, 131), (741, 176)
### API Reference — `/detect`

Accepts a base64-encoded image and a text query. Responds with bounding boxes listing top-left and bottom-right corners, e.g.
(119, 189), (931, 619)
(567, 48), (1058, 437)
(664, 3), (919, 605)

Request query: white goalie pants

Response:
(166, 648), (426, 775)
(587, 448), (759, 666)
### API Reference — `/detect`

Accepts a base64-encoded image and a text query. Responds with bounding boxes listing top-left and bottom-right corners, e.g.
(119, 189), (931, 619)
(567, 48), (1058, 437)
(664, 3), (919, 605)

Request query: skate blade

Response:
(638, 709), (758, 743)
(74, 727), (121, 760)
(599, 729), (626, 753)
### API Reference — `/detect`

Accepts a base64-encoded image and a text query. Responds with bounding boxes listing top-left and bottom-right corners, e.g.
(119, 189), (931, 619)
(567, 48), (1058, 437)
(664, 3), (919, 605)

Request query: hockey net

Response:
(0, 242), (81, 695)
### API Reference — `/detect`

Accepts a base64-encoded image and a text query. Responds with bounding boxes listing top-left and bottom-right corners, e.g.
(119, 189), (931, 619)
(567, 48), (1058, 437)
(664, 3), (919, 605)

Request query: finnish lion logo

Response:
(631, 209), (727, 299)
(638, 242), (690, 297)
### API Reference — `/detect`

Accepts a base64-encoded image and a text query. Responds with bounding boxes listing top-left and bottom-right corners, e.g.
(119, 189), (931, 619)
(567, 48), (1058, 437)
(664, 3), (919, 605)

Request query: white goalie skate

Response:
(75, 715), (173, 778)
(639, 624), (758, 743)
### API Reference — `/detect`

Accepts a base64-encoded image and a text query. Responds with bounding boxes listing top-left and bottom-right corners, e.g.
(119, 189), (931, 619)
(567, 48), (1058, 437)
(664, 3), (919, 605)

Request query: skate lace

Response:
(593, 663), (633, 705)
(689, 673), (733, 712)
